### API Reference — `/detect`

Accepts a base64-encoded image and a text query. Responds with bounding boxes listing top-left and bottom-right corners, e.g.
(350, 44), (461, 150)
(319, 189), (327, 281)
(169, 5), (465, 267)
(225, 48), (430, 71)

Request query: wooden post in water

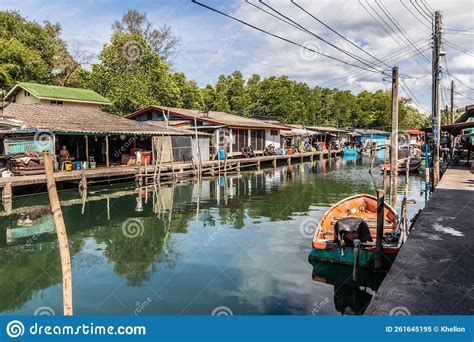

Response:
(85, 135), (89, 161)
(43, 151), (73, 315)
(389, 66), (399, 207)
(375, 189), (384, 270)
(2, 181), (12, 201)
(105, 134), (110, 168)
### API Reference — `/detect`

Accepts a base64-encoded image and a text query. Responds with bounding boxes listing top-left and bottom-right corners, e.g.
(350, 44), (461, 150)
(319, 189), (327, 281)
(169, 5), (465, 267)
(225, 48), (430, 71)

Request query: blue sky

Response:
(1, 0), (473, 113)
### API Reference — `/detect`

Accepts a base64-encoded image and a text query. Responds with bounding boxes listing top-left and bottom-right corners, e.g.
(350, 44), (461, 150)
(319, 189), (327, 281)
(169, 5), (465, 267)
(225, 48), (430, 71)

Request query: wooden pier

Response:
(0, 149), (341, 196)
(366, 166), (474, 315)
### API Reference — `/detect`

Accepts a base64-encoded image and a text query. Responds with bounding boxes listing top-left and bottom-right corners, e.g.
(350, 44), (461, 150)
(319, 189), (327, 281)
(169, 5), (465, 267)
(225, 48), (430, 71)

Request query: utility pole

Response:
(389, 66), (399, 208)
(450, 80), (455, 124)
(432, 10), (442, 187)
(449, 80), (455, 157)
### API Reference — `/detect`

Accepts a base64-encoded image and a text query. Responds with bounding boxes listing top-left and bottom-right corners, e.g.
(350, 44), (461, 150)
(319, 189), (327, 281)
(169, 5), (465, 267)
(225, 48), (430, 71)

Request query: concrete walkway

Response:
(366, 166), (474, 315)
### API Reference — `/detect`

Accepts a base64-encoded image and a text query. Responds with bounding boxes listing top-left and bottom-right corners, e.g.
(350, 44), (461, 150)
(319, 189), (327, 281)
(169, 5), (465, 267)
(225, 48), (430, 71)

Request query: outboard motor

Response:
(334, 217), (372, 256)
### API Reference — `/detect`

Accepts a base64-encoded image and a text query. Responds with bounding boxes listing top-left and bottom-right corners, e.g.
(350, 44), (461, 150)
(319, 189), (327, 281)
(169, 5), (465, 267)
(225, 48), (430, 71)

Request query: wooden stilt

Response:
(375, 189), (384, 270)
(43, 151), (73, 315)
(105, 135), (110, 168)
(2, 181), (12, 201)
(85, 135), (89, 161)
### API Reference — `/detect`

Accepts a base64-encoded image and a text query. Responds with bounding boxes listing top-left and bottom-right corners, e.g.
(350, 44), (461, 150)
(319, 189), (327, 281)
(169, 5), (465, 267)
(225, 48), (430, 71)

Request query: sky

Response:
(1, 0), (473, 114)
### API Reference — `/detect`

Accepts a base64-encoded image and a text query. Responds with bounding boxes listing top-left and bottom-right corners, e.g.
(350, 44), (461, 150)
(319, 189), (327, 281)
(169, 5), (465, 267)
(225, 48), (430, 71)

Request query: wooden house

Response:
(126, 106), (286, 158)
(3, 82), (112, 109)
(0, 103), (209, 175)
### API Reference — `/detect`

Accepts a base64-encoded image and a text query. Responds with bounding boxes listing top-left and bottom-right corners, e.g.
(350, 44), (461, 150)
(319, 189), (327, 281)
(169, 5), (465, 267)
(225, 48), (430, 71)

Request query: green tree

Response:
(0, 11), (77, 86)
(84, 33), (181, 116)
(112, 9), (180, 64)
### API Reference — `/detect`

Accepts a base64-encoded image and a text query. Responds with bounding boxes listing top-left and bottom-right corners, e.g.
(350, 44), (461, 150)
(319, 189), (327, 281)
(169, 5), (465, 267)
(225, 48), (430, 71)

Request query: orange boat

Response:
(309, 194), (401, 268)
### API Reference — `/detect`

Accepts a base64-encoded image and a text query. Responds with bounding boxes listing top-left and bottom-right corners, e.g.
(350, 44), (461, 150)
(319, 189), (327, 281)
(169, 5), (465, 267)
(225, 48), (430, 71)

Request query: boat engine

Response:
(334, 217), (372, 256)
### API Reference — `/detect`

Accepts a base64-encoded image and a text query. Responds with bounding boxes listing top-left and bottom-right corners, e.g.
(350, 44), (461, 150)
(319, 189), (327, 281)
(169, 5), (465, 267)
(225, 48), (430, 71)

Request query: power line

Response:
(258, 0), (385, 73)
(400, 77), (426, 111)
(191, 0), (386, 75)
(442, 39), (474, 57)
(319, 39), (430, 87)
(445, 28), (474, 33)
(448, 87), (474, 101)
(410, 0), (432, 23)
(442, 53), (474, 92)
(444, 31), (474, 36)
(415, 0), (433, 19)
(374, 0), (431, 63)
(323, 45), (431, 88)
(400, 0), (431, 29)
(360, 0), (431, 73)
(244, 1), (302, 33)
(420, 0), (435, 13)
(291, 0), (390, 68)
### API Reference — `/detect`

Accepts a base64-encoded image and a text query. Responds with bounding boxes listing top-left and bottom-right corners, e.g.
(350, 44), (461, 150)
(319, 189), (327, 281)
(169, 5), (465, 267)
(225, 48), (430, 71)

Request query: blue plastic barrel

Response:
(218, 148), (225, 160)
(74, 161), (82, 170)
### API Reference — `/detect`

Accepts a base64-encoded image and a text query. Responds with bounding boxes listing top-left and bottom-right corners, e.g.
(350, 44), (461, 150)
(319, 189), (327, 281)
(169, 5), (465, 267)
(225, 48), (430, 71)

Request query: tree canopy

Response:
(0, 11), (80, 87)
(112, 9), (180, 64)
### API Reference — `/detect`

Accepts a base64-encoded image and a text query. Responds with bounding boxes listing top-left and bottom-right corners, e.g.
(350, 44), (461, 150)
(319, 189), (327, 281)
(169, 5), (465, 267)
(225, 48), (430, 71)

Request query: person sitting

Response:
(59, 145), (74, 169)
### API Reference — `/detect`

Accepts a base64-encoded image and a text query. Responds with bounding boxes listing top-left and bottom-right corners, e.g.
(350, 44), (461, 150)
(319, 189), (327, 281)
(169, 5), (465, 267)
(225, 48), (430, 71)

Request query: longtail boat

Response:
(380, 157), (421, 173)
(309, 194), (400, 268)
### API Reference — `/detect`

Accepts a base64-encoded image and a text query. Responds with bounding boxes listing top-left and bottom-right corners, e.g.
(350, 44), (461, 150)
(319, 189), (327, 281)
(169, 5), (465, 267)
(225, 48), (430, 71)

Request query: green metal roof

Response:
(17, 82), (111, 104)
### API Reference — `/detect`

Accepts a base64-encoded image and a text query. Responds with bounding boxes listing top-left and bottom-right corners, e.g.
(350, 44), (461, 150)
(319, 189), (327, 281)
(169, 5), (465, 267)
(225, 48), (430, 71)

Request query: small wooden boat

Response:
(309, 194), (400, 268)
(380, 157), (421, 173)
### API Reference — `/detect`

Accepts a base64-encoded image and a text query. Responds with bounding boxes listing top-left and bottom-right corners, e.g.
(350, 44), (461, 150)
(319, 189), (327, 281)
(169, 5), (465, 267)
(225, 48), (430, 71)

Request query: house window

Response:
(251, 130), (265, 151)
(24, 91), (30, 97)
(270, 130), (278, 136)
(232, 129), (248, 153)
(50, 100), (64, 106)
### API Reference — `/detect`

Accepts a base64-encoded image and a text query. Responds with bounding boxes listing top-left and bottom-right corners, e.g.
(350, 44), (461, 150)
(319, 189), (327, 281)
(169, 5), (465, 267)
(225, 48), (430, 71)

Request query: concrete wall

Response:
(265, 130), (281, 149)
(14, 91), (40, 104)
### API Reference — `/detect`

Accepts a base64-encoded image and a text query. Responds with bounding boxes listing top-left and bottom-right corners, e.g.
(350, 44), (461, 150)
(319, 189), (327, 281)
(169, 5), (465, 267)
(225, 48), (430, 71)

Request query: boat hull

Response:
(308, 246), (397, 268)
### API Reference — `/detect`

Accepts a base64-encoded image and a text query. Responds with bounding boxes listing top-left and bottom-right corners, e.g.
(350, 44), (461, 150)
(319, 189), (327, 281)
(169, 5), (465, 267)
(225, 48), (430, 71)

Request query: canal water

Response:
(0, 157), (426, 315)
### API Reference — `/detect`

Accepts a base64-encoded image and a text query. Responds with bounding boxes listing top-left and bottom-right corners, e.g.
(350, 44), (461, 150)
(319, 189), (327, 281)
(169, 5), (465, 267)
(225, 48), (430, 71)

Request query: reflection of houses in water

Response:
(5, 209), (55, 244)
(310, 261), (384, 315)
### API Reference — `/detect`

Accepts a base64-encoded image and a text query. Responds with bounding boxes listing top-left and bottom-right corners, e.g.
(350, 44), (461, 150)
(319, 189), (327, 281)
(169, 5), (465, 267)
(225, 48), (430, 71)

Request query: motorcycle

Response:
(263, 144), (276, 156)
(241, 146), (256, 158)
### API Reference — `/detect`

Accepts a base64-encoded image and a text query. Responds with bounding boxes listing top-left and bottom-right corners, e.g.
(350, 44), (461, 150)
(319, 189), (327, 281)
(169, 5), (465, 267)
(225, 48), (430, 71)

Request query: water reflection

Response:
(310, 261), (385, 315)
(0, 157), (426, 315)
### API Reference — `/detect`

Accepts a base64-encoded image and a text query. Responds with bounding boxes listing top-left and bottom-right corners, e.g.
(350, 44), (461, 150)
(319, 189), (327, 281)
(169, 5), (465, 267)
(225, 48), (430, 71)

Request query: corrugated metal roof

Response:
(127, 106), (287, 130)
(0, 104), (200, 136)
(5, 82), (112, 105)
(305, 125), (350, 134)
